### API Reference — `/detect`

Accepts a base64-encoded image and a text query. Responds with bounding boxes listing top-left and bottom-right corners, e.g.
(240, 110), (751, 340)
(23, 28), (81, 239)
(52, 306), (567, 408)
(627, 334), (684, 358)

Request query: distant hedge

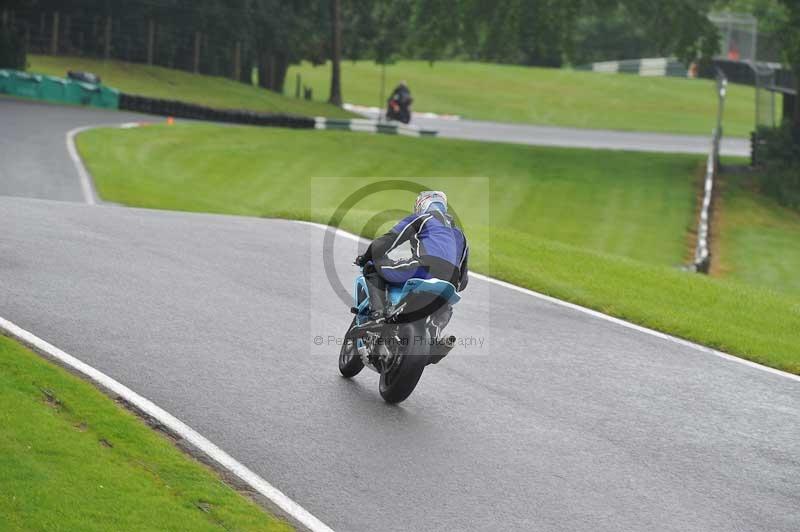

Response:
(0, 27), (25, 70)
(753, 124), (800, 210)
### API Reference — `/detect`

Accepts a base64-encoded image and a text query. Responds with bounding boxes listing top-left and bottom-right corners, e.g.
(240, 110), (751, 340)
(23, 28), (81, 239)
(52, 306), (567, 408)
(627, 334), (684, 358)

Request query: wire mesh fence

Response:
(708, 12), (758, 64)
(755, 65), (777, 128)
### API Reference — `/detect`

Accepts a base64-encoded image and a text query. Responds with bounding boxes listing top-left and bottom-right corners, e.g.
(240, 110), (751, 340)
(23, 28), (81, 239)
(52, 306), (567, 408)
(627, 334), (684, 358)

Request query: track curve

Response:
(1, 99), (797, 532)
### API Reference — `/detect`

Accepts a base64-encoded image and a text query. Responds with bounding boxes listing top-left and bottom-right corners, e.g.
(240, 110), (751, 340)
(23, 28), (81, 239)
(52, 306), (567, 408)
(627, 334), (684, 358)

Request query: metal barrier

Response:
(692, 71), (727, 273)
(0, 69), (119, 108)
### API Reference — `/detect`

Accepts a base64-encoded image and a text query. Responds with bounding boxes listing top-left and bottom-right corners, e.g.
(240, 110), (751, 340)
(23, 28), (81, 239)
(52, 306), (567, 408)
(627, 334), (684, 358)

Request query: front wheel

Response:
(379, 322), (429, 403)
(339, 318), (364, 378)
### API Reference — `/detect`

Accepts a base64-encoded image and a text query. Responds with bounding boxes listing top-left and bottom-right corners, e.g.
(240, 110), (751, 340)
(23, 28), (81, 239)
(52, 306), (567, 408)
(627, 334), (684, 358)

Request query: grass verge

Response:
(27, 54), (354, 119)
(288, 60), (759, 137)
(78, 123), (698, 266)
(76, 124), (800, 374)
(0, 333), (292, 532)
(716, 171), (800, 297)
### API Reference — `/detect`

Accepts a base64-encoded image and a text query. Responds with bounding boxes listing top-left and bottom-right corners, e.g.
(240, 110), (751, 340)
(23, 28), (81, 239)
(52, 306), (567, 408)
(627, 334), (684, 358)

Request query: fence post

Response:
(50, 11), (59, 55)
(146, 19), (154, 65)
(104, 15), (111, 60)
(193, 31), (201, 73)
(233, 41), (241, 81)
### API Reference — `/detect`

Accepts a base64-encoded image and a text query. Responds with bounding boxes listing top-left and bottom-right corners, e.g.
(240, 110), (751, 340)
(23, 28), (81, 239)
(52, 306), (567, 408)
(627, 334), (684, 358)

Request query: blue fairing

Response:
(353, 275), (461, 320)
(388, 278), (461, 306)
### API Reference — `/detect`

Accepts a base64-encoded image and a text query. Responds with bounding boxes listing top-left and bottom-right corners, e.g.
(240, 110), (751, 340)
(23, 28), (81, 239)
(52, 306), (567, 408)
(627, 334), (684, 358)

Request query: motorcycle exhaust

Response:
(428, 335), (456, 364)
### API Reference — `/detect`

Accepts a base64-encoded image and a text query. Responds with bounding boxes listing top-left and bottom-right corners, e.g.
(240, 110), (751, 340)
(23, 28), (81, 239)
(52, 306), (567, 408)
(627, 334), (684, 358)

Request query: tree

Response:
(608, 0), (720, 64)
(0, 25), (26, 70)
(777, 0), (800, 128)
(328, 0), (342, 105)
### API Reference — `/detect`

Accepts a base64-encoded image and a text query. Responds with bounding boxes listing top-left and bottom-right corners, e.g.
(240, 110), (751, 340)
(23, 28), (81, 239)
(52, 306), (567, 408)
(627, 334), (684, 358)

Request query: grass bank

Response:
(0, 334), (291, 531)
(78, 123), (698, 266)
(76, 124), (800, 374)
(716, 172), (800, 297)
(288, 60), (758, 137)
(27, 54), (354, 119)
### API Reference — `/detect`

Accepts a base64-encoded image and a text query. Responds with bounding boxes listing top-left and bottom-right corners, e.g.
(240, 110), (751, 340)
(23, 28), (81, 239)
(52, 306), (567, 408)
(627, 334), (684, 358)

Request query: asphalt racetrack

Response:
(1, 98), (798, 531)
(355, 107), (751, 157)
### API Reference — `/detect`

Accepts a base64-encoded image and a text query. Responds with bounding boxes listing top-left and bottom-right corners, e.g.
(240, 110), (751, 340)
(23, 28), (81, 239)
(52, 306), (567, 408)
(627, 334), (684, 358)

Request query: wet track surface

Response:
(1, 99), (797, 531)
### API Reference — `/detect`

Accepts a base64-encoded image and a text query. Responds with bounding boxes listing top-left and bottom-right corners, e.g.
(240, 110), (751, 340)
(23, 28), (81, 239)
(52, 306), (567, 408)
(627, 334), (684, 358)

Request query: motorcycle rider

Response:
(356, 191), (469, 321)
(386, 81), (413, 123)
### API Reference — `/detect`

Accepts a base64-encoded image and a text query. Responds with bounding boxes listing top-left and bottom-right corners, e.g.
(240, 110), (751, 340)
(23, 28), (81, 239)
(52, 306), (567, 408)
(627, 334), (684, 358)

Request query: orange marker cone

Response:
(167, 117), (175, 125)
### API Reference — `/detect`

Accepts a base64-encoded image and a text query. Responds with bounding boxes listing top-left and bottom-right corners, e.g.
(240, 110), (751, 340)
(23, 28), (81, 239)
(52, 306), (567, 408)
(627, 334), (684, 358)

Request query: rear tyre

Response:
(339, 318), (364, 378)
(379, 322), (429, 404)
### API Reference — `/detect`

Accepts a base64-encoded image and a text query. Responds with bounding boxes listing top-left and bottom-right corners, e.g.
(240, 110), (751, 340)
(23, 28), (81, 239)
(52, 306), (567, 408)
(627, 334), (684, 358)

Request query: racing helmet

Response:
(414, 190), (448, 214)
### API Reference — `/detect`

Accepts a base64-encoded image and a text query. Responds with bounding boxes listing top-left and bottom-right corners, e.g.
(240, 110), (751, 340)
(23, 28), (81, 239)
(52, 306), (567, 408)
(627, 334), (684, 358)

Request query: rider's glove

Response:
(355, 255), (367, 267)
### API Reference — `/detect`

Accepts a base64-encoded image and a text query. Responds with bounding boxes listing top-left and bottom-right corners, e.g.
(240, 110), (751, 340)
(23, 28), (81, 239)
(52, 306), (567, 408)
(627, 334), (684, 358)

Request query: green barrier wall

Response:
(0, 70), (119, 109)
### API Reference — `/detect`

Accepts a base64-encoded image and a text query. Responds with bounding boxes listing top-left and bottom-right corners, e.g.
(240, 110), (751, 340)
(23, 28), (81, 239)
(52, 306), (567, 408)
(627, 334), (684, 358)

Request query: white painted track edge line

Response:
(0, 316), (335, 532)
(298, 221), (800, 383)
(66, 126), (99, 205)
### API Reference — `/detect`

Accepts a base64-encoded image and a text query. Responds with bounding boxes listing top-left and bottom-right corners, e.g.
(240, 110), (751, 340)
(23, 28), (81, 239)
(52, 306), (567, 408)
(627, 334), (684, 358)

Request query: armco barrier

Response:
(691, 71), (727, 274)
(118, 93), (315, 129)
(0, 69), (119, 109)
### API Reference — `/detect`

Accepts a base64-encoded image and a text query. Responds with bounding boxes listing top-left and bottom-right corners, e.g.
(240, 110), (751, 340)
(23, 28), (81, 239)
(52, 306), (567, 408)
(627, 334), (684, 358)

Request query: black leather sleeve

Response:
(363, 231), (398, 263)
(458, 244), (469, 292)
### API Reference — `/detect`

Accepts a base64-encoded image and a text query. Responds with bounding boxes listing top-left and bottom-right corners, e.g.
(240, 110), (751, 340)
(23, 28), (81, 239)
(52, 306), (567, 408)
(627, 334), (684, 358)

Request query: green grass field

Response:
(716, 172), (800, 297)
(288, 60), (759, 137)
(76, 124), (800, 374)
(0, 334), (291, 532)
(78, 123), (698, 266)
(27, 54), (354, 118)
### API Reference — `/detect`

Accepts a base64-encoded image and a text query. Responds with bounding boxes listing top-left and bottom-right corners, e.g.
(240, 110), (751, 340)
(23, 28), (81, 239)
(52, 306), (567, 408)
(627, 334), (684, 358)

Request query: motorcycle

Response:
(338, 263), (460, 403)
(385, 95), (412, 124)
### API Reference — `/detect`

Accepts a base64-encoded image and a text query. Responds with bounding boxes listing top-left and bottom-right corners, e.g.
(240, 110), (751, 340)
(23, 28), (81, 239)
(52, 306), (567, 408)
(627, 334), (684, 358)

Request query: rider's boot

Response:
(365, 280), (389, 321)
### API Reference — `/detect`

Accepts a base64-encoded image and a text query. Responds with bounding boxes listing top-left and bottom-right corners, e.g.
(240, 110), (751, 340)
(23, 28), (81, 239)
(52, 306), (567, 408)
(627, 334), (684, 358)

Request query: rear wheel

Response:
(379, 322), (429, 404)
(339, 318), (364, 378)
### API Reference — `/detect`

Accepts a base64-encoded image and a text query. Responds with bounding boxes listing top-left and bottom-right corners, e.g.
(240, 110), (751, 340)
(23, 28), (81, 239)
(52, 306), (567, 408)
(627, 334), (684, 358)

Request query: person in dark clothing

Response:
(356, 191), (469, 320)
(386, 81), (413, 123)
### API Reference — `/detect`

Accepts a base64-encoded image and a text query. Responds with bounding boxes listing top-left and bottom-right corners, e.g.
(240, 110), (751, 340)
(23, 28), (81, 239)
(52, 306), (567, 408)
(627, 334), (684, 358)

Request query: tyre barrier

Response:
(118, 93), (315, 129)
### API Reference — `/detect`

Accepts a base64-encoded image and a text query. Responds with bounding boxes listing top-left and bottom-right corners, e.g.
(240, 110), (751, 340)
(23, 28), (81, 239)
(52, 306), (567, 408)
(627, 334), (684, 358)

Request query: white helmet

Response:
(414, 190), (448, 214)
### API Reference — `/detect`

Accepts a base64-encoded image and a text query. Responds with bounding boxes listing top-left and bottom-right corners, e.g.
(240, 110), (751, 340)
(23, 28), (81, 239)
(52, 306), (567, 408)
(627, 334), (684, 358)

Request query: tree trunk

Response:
(272, 53), (289, 93)
(239, 45), (252, 84)
(103, 15), (111, 60)
(328, 0), (343, 106)
(269, 54), (275, 89)
(193, 31), (201, 73)
(794, 76), (800, 130)
(50, 12), (59, 55)
(233, 41), (241, 81)
(146, 19), (154, 65)
(258, 52), (270, 89)
(63, 15), (71, 54)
